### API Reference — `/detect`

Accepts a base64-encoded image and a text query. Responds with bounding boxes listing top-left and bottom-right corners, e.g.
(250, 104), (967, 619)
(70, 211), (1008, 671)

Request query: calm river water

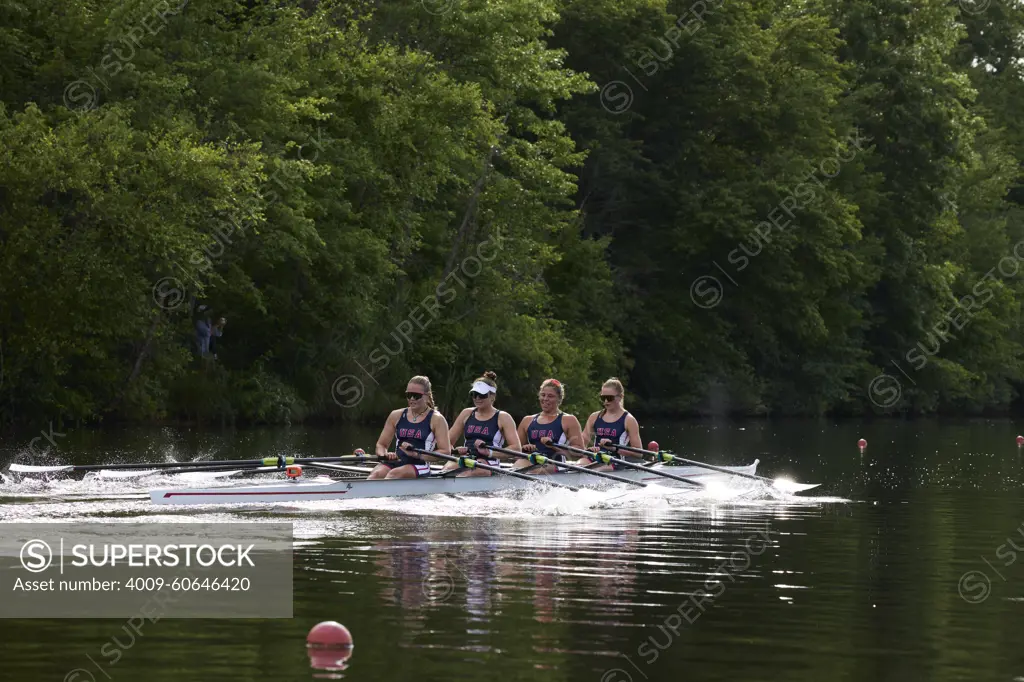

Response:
(1, 418), (1024, 682)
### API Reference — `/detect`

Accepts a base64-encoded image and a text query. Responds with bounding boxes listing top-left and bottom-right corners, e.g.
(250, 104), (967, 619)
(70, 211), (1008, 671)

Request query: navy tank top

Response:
(394, 408), (436, 454)
(527, 413), (567, 460)
(594, 410), (630, 447)
(464, 409), (505, 453)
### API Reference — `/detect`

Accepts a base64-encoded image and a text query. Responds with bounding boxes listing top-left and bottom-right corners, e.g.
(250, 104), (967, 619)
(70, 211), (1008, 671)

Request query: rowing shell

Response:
(149, 461), (760, 505)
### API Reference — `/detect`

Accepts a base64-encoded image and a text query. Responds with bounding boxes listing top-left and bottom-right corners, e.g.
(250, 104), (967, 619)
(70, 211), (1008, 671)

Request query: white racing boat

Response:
(149, 461), (761, 505)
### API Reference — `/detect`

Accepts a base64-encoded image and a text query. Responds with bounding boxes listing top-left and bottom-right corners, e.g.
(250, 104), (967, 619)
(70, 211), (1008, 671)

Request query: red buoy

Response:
(647, 440), (660, 453)
(307, 621), (353, 649)
(307, 621), (353, 671)
(858, 438), (867, 451)
(353, 448), (366, 457)
(1016, 435), (1023, 448)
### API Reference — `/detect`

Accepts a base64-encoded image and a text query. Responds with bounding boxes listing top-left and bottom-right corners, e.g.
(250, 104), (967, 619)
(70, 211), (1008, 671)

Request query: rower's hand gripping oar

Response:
(480, 443), (648, 488)
(606, 443), (820, 494)
(404, 447), (581, 492)
(547, 442), (703, 487)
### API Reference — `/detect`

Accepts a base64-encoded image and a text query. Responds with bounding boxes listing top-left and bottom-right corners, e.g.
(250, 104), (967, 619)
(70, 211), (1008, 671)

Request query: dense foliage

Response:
(1, 0), (1022, 428)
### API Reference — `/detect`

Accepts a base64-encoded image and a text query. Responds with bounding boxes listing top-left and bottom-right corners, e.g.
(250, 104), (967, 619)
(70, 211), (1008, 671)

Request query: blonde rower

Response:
(442, 371), (522, 477)
(369, 375), (451, 480)
(574, 378), (643, 472)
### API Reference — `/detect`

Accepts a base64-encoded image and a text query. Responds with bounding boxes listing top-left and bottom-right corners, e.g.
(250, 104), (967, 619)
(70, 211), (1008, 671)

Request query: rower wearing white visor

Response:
(441, 371), (522, 477)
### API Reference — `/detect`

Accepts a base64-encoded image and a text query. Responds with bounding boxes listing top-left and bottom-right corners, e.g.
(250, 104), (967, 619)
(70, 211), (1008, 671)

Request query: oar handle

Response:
(547, 442), (616, 460)
(605, 443), (658, 458)
(408, 448), (580, 491)
(374, 443), (442, 463)
(482, 444), (528, 459)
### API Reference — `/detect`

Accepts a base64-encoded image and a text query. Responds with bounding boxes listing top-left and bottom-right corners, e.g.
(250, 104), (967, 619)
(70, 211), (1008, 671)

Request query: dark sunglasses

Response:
(599, 394), (617, 402)
(406, 392), (424, 400)
(470, 391), (490, 400)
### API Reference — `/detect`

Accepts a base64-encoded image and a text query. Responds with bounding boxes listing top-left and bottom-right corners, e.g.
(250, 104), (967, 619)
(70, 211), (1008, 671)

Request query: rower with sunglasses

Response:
(440, 371), (522, 477)
(514, 378), (585, 474)
(573, 378), (643, 472)
(368, 375), (452, 480)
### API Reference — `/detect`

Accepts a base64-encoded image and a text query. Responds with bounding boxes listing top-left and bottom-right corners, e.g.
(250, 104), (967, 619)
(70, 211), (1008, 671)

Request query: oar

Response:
(6, 454), (377, 475)
(480, 443), (647, 488)
(405, 447), (580, 491)
(91, 464), (275, 478)
(547, 442), (703, 487)
(606, 443), (820, 494)
(304, 462), (379, 475)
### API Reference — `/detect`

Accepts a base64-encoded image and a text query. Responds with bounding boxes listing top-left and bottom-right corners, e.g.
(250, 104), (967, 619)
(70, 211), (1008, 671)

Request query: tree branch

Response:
(105, 311), (163, 415)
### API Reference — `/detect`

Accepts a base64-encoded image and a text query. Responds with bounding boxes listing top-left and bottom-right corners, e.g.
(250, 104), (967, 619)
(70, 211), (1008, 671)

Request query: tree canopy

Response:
(1, 0), (1022, 428)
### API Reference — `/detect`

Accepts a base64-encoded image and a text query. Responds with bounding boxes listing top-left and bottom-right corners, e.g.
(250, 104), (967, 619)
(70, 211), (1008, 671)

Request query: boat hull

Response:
(149, 461), (759, 505)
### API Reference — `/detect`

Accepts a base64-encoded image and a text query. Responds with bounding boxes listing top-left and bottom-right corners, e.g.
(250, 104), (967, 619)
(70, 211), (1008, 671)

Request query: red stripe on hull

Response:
(162, 490), (350, 498)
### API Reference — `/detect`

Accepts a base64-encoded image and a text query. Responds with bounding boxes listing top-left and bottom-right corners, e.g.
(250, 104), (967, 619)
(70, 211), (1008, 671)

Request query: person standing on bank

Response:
(210, 316), (226, 359)
(194, 306), (212, 358)
(369, 376), (452, 480)
(441, 371), (522, 477)
(573, 378), (643, 472)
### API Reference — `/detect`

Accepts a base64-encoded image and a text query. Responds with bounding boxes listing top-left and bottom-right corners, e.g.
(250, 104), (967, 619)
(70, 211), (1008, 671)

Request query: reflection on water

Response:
(357, 508), (791, 650)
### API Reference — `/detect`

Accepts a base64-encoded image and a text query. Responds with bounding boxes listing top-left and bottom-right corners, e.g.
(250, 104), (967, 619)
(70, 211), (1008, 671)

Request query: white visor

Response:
(470, 381), (497, 395)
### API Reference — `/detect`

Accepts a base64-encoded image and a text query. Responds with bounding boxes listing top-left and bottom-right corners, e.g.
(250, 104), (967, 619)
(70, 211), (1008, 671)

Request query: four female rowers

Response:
(369, 373), (641, 480)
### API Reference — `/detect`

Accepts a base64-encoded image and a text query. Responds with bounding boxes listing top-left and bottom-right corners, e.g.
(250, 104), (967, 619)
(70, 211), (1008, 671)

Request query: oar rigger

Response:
(546, 442), (704, 487)
(406, 447), (581, 491)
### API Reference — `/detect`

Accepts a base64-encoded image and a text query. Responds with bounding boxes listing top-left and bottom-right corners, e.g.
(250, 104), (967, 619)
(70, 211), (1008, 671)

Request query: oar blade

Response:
(7, 463), (75, 474)
(771, 479), (821, 494)
(91, 469), (161, 479)
(90, 468), (255, 480)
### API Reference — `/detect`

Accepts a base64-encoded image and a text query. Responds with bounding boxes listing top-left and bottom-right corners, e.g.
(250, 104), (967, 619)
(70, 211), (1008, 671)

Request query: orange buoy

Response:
(286, 464), (303, 479)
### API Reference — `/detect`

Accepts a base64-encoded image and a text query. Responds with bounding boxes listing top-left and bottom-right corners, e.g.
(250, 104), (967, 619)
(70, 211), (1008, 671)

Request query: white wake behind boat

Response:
(149, 461), (760, 505)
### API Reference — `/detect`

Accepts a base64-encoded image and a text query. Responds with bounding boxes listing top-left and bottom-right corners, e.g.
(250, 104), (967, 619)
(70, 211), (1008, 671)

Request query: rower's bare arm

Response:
(432, 412), (452, 457)
(449, 408), (471, 445)
(517, 415), (534, 453)
(565, 415), (585, 449)
(582, 412), (599, 448)
(499, 412), (522, 453)
(448, 408), (472, 455)
(626, 414), (643, 448)
(375, 410), (400, 458)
